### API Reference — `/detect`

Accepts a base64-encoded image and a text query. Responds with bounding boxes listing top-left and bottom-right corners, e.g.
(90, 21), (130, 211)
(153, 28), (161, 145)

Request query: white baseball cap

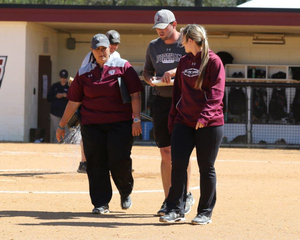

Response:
(152, 9), (176, 29)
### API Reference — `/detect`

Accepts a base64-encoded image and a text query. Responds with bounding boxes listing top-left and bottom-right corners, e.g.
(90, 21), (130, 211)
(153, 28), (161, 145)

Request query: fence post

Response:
(246, 86), (252, 145)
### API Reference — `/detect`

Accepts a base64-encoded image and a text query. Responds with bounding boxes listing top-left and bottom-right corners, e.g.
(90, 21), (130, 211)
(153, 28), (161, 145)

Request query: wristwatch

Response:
(133, 118), (141, 123)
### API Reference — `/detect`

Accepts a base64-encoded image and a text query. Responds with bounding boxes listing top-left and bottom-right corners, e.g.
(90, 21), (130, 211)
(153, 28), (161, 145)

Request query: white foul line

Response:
(0, 151), (299, 164)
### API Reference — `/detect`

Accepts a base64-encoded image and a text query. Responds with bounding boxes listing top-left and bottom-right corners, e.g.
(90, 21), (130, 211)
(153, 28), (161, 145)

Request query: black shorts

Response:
(151, 95), (172, 148)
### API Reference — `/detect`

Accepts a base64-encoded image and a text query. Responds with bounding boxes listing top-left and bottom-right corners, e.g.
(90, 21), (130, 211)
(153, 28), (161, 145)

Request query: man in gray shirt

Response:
(143, 9), (194, 216)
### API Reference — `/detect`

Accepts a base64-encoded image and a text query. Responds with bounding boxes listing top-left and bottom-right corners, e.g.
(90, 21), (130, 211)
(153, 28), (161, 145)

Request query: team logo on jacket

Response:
(183, 68), (199, 77)
(108, 70), (115, 75)
(0, 56), (8, 89)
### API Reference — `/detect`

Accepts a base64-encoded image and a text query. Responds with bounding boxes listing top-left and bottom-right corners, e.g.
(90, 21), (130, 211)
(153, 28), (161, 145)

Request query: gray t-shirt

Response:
(144, 37), (186, 98)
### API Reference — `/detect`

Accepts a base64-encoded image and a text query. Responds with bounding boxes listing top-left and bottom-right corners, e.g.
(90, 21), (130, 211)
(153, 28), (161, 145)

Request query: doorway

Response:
(38, 56), (52, 142)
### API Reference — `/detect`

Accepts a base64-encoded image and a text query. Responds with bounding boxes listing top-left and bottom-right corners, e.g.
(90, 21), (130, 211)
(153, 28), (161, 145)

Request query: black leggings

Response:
(81, 120), (134, 208)
(166, 123), (224, 216)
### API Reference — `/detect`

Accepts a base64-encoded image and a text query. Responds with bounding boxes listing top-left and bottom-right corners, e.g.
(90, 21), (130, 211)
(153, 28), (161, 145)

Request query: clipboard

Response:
(118, 77), (131, 103)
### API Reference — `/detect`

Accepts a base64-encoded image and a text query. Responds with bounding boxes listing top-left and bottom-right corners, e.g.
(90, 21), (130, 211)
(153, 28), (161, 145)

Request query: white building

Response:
(0, 5), (300, 143)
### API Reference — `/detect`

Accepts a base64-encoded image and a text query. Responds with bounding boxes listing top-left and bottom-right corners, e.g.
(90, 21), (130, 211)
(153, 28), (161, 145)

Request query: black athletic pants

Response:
(166, 123), (224, 217)
(81, 120), (134, 208)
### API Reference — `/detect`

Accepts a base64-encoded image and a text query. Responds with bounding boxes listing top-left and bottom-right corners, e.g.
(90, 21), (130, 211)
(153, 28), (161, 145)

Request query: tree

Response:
(195, 0), (202, 6)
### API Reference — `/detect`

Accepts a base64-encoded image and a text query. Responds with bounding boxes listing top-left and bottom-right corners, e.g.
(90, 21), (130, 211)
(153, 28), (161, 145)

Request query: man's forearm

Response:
(142, 71), (154, 85)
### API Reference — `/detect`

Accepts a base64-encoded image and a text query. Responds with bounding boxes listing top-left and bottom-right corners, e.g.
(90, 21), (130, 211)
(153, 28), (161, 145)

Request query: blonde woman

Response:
(160, 24), (225, 224)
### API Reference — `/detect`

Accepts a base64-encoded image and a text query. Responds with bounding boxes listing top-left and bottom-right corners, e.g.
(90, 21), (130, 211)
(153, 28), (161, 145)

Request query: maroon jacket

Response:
(68, 58), (143, 125)
(168, 50), (225, 132)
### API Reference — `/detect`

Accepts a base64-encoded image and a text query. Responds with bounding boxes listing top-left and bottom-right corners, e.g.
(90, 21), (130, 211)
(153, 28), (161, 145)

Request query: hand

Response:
(161, 69), (176, 84)
(132, 122), (142, 137)
(56, 128), (65, 142)
(148, 77), (156, 87)
(56, 93), (63, 98)
(195, 121), (204, 130)
(161, 71), (172, 84)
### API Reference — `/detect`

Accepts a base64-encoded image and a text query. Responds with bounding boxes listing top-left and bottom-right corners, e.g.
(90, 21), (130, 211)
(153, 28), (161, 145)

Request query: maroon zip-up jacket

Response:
(68, 58), (143, 125)
(168, 50), (225, 133)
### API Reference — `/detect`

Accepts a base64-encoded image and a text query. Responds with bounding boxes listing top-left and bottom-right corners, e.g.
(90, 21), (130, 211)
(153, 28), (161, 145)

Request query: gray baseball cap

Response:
(152, 9), (176, 29)
(91, 34), (110, 49)
(106, 30), (121, 44)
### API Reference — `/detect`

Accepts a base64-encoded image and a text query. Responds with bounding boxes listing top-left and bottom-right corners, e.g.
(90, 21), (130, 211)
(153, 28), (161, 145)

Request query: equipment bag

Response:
(292, 88), (300, 122)
(252, 88), (267, 119)
(269, 88), (287, 120)
(228, 87), (247, 115)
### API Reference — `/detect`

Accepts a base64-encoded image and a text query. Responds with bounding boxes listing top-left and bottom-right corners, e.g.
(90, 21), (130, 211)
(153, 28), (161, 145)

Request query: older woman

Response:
(56, 33), (143, 214)
(159, 24), (225, 224)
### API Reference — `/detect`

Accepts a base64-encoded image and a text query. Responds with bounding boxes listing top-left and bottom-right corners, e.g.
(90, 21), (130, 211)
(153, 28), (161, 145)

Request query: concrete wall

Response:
(209, 35), (300, 65)
(0, 22), (26, 141)
(57, 33), (300, 79)
(0, 22), (57, 142)
(57, 33), (157, 79)
(24, 23), (57, 142)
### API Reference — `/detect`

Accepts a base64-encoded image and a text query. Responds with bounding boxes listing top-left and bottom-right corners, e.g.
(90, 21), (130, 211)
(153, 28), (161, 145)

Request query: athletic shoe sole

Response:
(159, 217), (186, 223)
(157, 211), (166, 216)
(92, 208), (109, 214)
(191, 219), (212, 225)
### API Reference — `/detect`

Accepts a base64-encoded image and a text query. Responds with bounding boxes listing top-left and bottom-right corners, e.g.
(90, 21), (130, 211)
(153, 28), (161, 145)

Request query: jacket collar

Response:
(187, 51), (202, 60)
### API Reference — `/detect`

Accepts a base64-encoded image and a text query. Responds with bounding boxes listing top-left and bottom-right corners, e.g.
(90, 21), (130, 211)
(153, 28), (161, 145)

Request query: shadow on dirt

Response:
(0, 172), (74, 177)
(0, 210), (181, 227)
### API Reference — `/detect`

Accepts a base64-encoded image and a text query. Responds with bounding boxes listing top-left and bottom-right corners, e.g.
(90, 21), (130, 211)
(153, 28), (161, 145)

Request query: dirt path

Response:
(0, 143), (299, 240)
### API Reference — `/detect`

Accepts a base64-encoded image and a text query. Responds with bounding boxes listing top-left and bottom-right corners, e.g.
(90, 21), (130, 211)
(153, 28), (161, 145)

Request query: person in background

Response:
(56, 33), (143, 214)
(143, 9), (194, 216)
(77, 29), (122, 173)
(81, 30), (121, 67)
(159, 24), (225, 224)
(47, 69), (69, 143)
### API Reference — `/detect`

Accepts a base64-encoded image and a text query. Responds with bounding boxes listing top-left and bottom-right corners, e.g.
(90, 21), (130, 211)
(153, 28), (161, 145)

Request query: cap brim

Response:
(92, 43), (109, 49)
(152, 23), (169, 29)
(110, 39), (120, 44)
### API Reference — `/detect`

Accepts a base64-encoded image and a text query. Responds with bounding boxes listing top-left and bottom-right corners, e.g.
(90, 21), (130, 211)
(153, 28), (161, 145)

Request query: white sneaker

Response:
(191, 215), (212, 225)
(184, 192), (195, 214)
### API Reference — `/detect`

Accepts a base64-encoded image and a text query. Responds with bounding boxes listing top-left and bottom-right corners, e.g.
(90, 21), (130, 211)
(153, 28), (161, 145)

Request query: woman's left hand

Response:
(132, 122), (142, 136)
(195, 121), (204, 130)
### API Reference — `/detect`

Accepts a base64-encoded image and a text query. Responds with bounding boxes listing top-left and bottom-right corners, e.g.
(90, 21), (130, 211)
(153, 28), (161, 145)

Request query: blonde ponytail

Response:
(180, 24), (209, 90)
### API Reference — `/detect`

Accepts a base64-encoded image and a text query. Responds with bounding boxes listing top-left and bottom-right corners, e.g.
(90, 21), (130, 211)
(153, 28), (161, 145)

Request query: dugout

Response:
(0, 4), (299, 148)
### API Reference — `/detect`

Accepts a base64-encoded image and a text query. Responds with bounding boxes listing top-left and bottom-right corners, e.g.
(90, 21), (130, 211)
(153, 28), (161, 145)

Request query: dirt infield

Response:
(0, 143), (299, 240)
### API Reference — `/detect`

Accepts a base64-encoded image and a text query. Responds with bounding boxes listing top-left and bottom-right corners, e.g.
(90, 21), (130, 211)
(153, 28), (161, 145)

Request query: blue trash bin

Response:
(141, 121), (153, 141)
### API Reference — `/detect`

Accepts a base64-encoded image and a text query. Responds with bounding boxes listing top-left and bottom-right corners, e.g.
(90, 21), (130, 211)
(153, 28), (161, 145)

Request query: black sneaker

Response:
(159, 212), (185, 223)
(92, 205), (109, 214)
(157, 200), (167, 216)
(191, 214), (212, 225)
(184, 192), (195, 214)
(121, 195), (132, 210)
(77, 161), (87, 173)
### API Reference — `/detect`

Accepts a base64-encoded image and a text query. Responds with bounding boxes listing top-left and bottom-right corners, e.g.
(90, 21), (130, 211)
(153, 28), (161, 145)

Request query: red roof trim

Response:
(0, 8), (299, 26)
